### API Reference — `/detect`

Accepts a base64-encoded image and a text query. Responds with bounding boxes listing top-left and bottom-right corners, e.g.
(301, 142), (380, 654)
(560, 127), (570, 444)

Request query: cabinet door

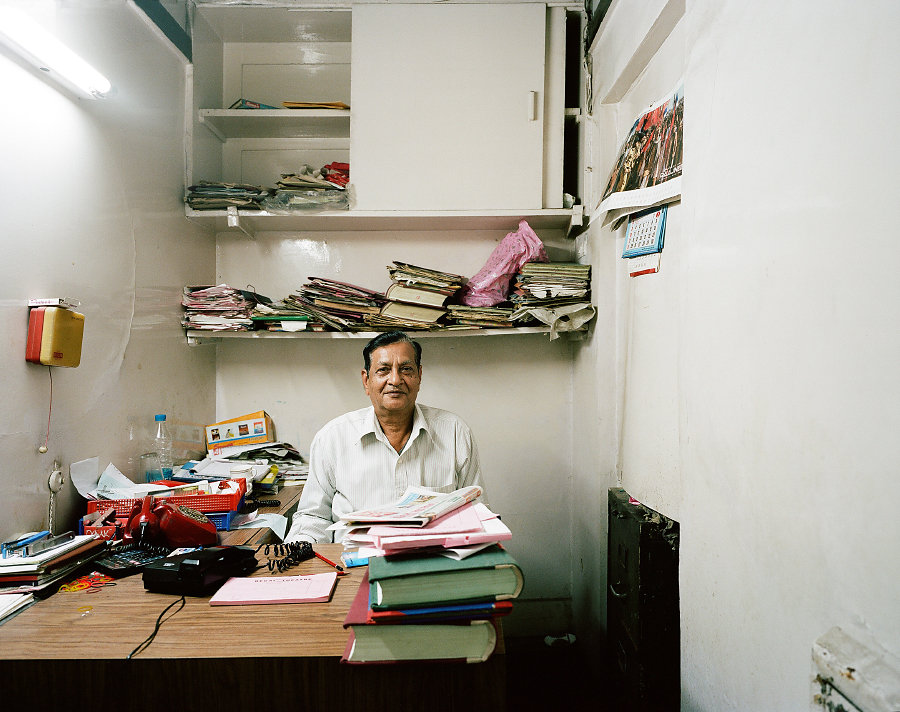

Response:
(351, 3), (546, 211)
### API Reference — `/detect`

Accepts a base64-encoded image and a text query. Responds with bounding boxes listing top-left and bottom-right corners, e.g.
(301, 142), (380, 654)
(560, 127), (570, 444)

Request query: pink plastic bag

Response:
(459, 220), (549, 306)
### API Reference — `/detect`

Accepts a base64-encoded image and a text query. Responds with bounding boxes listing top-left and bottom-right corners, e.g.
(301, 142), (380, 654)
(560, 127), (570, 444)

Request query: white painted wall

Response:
(0, 1), (215, 536)
(576, 0), (900, 709)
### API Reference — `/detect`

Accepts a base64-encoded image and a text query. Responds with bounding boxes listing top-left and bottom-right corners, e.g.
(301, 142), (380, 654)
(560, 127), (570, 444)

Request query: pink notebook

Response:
(209, 572), (338, 606)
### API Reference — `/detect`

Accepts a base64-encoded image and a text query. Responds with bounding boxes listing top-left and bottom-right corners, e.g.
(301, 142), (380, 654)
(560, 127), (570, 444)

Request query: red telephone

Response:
(125, 495), (218, 548)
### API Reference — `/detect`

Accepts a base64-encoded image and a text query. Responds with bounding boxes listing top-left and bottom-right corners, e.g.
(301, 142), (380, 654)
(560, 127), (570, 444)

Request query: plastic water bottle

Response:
(152, 414), (174, 481)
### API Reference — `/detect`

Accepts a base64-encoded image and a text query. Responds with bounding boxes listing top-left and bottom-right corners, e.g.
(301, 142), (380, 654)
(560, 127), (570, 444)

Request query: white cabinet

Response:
(350, 3), (549, 211)
(187, 2), (582, 233)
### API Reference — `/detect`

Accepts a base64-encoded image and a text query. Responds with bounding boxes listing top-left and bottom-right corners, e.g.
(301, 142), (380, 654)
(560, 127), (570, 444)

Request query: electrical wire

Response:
(126, 595), (186, 659)
(40, 366), (53, 452)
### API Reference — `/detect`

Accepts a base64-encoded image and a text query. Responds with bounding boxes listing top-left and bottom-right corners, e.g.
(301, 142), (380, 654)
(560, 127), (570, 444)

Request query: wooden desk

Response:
(0, 545), (506, 712)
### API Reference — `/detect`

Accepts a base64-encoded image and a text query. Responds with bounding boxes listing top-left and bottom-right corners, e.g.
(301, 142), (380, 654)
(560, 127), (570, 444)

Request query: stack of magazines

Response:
(182, 284), (269, 331)
(185, 181), (270, 210)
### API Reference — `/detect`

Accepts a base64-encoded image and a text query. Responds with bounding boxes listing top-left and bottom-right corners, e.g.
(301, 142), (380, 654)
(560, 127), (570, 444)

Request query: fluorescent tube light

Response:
(0, 8), (111, 98)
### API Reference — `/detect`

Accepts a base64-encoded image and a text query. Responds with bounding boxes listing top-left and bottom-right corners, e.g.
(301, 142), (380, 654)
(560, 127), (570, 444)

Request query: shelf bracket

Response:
(198, 114), (226, 143)
(567, 205), (585, 236)
(226, 207), (256, 239)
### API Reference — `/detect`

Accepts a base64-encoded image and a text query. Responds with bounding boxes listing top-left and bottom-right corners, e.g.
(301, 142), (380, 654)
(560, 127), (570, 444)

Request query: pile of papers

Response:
(445, 304), (515, 329)
(262, 163), (350, 212)
(337, 486), (511, 559)
(182, 284), (271, 331)
(185, 181), (270, 210)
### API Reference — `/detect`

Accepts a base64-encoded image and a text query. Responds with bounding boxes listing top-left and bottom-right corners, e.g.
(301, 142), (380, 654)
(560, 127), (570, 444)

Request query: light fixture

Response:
(0, 8), (112, 99)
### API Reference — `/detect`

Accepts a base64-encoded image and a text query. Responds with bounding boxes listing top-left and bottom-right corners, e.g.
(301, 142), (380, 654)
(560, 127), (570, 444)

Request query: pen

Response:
(313, 550), (344, 572)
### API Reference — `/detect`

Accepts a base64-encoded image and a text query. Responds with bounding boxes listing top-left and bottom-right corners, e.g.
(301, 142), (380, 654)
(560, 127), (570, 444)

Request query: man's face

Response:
(362, 342), (422, 418)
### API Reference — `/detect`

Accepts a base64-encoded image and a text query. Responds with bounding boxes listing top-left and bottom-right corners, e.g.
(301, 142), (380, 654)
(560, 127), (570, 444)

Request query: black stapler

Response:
(142, 546), (257, 596)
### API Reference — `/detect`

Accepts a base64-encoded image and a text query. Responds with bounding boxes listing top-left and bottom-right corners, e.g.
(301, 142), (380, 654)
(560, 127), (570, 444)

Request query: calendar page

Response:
(622, 205), (667, 258)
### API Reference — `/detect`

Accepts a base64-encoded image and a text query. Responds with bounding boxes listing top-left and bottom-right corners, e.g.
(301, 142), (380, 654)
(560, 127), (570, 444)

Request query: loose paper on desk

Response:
(230, 512), (288, 541)
(209, 572), (337, 606)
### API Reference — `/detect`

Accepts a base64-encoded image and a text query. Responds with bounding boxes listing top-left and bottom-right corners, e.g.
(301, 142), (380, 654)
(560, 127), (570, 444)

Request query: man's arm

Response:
(456, 420), (488, 506)
(284, 433), (336, 543)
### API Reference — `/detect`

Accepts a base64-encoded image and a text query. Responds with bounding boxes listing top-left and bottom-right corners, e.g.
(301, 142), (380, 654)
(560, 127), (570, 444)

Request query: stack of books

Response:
(367, 261), (469, 330)
(185, 181), (270, 210)
(182, 284), (270, 331)
(338, 487), (522, 664)
(0, 534), (106, 596)
(509, 262), (592, 318)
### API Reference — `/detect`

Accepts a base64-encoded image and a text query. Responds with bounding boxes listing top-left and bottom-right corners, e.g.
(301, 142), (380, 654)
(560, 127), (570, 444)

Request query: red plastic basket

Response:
(86, 480), (246, 517)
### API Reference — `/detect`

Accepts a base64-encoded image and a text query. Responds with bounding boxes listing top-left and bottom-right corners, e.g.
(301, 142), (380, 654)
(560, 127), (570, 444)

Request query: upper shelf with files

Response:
(184, 206), (584, 236)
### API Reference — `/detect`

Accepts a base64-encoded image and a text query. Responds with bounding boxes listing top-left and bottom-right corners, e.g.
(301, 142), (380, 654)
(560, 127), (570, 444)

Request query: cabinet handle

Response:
(609, 583), (628, 599)
(527, 91), (538, 121)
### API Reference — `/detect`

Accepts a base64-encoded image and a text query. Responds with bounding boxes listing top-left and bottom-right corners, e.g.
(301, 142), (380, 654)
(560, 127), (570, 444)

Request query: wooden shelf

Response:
(185, 206), (583, 235)
(198, 109), (350, 141)
(186, 326), (558, 345)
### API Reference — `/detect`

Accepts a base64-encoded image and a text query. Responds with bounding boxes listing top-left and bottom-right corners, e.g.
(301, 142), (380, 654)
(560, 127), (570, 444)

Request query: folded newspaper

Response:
(338, 486), (482, 527)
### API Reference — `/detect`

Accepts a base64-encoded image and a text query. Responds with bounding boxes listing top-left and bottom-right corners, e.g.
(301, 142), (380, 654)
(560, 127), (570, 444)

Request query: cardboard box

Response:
(206, 411), (275, 454)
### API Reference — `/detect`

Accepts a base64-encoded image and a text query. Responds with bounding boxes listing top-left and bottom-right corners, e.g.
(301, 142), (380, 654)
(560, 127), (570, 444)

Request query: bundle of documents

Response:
(185, 181), (270, 210)
(339, 487), (521, 665)
(261, 163), (350, 212)
(182, 284), (271, 331)
(365, 261), (469, 330)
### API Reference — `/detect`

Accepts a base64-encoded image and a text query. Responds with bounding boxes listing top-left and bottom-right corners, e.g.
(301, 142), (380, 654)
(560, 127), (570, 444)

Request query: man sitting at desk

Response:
(285, 330), (487, 543)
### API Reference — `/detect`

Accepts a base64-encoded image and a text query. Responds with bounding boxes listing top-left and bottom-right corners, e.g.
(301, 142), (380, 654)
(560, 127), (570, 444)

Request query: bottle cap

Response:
(154, 414), (166, 421)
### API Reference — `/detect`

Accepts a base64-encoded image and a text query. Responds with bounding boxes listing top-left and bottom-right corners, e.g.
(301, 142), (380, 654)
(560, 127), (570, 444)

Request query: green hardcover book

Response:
(367, 545), (523, 610)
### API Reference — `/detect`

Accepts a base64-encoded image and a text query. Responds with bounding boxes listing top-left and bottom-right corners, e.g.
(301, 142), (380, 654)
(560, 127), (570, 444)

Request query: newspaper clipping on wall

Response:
(594, 81), (684, 228)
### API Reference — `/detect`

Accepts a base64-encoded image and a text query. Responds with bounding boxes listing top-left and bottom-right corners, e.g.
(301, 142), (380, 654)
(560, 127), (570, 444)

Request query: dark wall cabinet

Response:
(607, 487), (680, 710)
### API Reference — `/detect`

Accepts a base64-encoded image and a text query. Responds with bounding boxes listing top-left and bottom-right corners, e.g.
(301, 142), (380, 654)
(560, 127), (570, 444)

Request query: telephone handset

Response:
(126, 495), (218, 548)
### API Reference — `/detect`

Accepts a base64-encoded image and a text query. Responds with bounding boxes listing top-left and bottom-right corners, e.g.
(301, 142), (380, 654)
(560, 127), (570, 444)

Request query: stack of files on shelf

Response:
(509, 261), (593, 325)
(182, 284), (271, 332)
(0, 535), (106, 595)
(285, 277), (386, 332)
(341, 546), (522, 664)
(445, 304), (516, 329)
(185, 181), (270, 210)
(338, 485), (520, 664)
(367, 261), (468, 330)
(510, 262), (591, 308)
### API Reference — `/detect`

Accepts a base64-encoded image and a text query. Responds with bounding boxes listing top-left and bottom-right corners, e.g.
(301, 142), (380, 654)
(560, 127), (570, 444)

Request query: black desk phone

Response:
(142, 546), (257, 596)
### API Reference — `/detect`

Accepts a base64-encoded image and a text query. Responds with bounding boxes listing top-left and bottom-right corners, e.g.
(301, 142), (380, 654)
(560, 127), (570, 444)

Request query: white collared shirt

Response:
(285, 403), (486, 543)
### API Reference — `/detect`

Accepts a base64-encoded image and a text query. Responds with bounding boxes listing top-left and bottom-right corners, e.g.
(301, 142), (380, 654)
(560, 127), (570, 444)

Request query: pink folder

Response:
(209, 572), (338, 606)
